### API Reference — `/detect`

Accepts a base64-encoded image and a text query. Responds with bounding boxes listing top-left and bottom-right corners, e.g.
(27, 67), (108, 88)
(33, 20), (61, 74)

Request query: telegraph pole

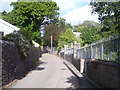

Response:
(51, 34), (53, 53)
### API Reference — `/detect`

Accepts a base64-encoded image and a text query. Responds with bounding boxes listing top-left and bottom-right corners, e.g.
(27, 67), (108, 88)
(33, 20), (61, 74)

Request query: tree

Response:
(55, 17), (72, 29)
(1, 11), (7, 16)
(73, 20), (102, 45)
(4, 1), (59, 44)
(80, 26), (102, 45)
(43, 17), (72, 47)
(0, 11), (7, 19)
(90, 2), (120, 36)
(43, 24), (63, 47)
(57, 28), (76, 50)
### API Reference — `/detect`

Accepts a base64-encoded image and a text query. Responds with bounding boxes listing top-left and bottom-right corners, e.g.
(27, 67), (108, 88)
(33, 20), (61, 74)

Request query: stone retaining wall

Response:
(59, 52), (119, 88)
(64, 54), (80, 71)
(86, 60), (119, 88)
(1, 40), (41, 87)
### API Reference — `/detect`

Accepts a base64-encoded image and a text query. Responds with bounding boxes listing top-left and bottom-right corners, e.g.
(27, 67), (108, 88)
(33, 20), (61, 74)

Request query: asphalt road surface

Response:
(10, 54), (81, 88)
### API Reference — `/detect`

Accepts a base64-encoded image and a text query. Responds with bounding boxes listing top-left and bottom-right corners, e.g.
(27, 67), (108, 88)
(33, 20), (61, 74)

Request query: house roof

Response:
(73, 31), (82, 38)
(0, 19), (20, 31)
(73, 32), (82, 35)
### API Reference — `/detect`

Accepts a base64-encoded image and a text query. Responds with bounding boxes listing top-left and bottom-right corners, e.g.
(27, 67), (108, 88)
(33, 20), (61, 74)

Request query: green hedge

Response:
(2, 31), (31, 58)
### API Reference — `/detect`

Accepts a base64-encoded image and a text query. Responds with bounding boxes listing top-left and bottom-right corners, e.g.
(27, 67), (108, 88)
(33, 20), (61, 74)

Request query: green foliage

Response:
(104, 52), (118, 62)
(43, 17), (72, 47)
(18, 29), (33, 45)
(81, 26), (102, 45)
(57, 29), (75, 50)
(75, 37), (84, 46)
(1, 11), (7, 16)
(73, 21), (102, 45)
(2, 32), (31, 58)
(0, 11), (7, 19)
(90, 2), (120, 36)
(4, 1), (59, 44)
(32, 31), (41, 44)
(55, 17), (72, 29)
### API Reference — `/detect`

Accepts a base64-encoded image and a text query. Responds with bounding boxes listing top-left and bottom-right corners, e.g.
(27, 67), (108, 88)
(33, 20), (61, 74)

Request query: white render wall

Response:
(73, 32), (82, 38)
(0, 19), (19, 36)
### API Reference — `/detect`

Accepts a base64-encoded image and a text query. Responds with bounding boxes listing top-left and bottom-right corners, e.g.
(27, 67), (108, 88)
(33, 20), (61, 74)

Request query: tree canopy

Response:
(43, 16), (72, 47)
(57, 28), (76, 50)
(90, 2), (120, 36)
(43, 24), (63, 47)
(73, 20), (102, 46)
(4, 1), (59, 44)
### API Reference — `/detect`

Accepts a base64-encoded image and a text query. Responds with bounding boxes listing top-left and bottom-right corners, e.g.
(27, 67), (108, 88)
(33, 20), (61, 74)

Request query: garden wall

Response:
(64, 54), (80, 71)
(59, 52), (119, 88)
(1, 40), (41, 88)
(86, 60), (119, 88)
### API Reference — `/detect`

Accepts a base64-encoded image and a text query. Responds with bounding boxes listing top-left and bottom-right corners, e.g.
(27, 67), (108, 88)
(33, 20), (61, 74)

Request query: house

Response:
(0, 19), (20, 36)
(73, 31), (82, 38)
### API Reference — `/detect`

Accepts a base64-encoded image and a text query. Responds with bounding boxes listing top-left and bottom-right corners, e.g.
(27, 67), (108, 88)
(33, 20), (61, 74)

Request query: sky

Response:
(0, 0), (99, 25)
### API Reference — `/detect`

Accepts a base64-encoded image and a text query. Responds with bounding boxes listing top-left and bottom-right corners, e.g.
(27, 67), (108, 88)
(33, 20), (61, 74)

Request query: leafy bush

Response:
(104, 52), (118, 62)
(18, 29), (33, 45)
(32, 31), (41, 45)
(2, 31), (31, 58)
(57, 28), (75, 50)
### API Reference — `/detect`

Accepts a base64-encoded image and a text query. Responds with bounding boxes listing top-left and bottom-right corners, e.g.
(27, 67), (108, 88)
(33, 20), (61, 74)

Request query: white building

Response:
(0, 19), (20, 36)
(72, 31), (82, 48)
(73, 31), (82, 38)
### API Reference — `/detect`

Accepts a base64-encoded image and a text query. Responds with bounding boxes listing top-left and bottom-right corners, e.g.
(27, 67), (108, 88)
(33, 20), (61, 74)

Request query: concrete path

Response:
(10, 53), (95, 88)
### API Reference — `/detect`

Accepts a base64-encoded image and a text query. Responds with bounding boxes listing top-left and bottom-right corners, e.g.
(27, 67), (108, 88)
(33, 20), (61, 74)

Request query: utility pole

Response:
(51, 34), (53, 53)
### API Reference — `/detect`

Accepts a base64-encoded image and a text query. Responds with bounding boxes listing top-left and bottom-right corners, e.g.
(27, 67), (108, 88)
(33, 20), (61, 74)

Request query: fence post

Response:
(90, 45), (93, 59)
(95, 46), (97, 59)
(84, 47), (86, 59)
(64, 45), (68, 59)
(76, 49), (78, 59)
(84, 47), (87, 73)
(73, 41), (77, 59)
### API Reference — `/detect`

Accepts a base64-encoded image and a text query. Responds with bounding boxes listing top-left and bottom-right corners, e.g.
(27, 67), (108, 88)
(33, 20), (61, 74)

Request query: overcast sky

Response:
(0, 0), (99, 25)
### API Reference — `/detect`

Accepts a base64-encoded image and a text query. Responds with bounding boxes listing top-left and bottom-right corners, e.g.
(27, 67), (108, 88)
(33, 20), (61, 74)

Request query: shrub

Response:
(18, 29), (33, 45)
(104, 52), (118, 62)
(2, 31), (31, 58)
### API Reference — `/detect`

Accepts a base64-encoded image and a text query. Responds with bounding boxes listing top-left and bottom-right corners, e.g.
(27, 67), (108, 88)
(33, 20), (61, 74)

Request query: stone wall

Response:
(1, 40), (41, 87)
(59, 52), (119, 88)
(2, 41), (22, 86)
(86, 60), (119, 88)
(64, 54), (80, 71)
(64, 54), (73, 63)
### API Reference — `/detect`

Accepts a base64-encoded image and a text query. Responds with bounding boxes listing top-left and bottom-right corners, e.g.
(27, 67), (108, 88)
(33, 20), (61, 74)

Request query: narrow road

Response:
(10, 54), (81, 88)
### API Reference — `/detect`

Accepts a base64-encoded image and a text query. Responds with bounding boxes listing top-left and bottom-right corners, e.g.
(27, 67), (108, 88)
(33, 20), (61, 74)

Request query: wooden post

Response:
(51, 34), (52, 53)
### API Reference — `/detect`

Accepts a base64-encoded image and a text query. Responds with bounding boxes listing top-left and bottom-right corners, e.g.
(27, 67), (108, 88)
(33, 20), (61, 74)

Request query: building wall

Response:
(0, 19), (19, 36)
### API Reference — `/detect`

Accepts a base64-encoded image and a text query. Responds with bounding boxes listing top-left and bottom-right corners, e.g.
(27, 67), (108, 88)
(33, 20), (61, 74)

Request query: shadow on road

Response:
(34, 61), (47, 71)
(66, 76), (80, 88)
(63, 62), (96, 88)
(35, 67), (45, 71)
(38, 61), (48, 65)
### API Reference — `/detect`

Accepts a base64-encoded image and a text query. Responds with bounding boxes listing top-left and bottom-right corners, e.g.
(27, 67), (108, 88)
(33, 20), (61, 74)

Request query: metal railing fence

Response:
(65, 34), (120, 62)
